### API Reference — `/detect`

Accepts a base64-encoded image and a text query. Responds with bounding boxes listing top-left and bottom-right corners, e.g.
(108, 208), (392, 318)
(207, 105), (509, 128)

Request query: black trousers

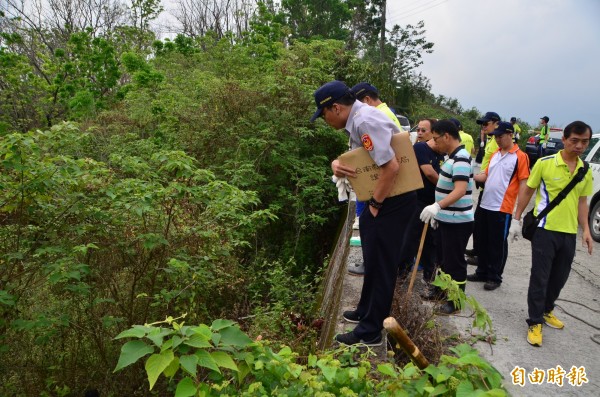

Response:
(399, 199), (437, 281)
(473, 208), (511, 283)
(527, 228), (576, 325)
(354, 191), (417, 339)
(437, 221), (473, 283)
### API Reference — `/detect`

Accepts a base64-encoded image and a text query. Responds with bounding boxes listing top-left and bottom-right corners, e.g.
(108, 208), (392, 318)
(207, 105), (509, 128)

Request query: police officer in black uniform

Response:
(311, 81), (417, 346)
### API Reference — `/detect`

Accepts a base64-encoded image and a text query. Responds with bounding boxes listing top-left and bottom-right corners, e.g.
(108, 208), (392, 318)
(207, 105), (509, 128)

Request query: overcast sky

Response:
(387, 0), (600, 130)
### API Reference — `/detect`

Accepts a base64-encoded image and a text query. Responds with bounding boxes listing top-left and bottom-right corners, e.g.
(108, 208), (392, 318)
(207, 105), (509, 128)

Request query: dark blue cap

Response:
(476, 111), (501, 125)
(449, 118), (462, 130)
(541, 116), (549, 122)
(350, 82), (379, 99)
(490, 121), (514, 136)
(310, 81), (350, 122)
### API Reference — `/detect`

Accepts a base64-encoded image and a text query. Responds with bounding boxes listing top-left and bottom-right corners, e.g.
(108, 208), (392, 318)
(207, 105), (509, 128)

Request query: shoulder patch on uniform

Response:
(361, 134), (374, 151)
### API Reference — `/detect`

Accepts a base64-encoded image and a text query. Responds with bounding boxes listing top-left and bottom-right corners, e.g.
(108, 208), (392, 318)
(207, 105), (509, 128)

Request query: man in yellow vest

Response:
(510, 117), (522, 143)
(538, 116), (550, 157)
(450, 118), (474, 157)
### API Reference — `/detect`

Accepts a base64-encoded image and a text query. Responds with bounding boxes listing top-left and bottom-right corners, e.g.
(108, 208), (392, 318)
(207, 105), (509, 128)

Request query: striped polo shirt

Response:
(480, 146), (530, 214)
(435, 146), (474, 223)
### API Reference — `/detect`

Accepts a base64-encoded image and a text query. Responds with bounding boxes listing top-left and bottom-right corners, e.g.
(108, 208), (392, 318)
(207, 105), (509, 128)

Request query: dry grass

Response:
(388, 276), (446, 365)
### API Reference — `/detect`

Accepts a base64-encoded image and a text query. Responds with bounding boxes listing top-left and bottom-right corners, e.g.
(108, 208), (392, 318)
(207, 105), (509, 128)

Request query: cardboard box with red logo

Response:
(338, 132), (424, 201)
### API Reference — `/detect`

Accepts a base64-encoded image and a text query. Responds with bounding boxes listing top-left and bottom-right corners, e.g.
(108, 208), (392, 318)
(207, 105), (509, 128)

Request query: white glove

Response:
(509, 218), (522, 242)
(480, 141), (485, 147)
(430, 219), (438, 230)
(542, 142), (547, 149)
(332, 175), (351, 202)
(420, 202), (441, 225)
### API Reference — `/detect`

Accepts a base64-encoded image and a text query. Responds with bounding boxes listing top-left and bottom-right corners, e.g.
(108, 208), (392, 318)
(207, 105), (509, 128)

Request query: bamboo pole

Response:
(383, 317), (429, 369)
(407, 222), (429, 295)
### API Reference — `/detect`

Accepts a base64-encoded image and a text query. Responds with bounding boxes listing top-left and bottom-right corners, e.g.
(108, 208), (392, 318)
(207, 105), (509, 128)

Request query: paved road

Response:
(448, 187), (600, 396)
(335, 172), (599, 396)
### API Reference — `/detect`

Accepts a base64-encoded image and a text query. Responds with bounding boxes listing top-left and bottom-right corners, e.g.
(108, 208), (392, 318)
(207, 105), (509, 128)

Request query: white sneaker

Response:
(352, 217), (359, 230)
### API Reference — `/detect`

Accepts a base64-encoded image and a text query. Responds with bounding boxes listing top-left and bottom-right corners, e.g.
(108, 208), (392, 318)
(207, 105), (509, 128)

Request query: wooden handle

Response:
(407, 222), (429, 295)
(384, 317), (429, 369)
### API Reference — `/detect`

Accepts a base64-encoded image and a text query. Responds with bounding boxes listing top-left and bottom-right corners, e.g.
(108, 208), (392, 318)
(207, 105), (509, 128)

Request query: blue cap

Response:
(490, 121), (514, 136)
(350, 82), (379, 99)
(310, 81), (350, 122)
(449, 118), (462, 130)
(476, 111), (501, 125)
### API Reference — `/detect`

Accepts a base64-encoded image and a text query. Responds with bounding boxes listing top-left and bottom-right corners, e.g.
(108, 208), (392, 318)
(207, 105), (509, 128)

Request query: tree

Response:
(278, 0), (352, 41)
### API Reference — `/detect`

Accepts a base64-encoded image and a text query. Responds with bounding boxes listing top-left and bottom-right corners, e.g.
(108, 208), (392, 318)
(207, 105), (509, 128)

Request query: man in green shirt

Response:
(514, 120), (594, 347)
(510, 117), (522, 143)
(538, 116), (550, 157)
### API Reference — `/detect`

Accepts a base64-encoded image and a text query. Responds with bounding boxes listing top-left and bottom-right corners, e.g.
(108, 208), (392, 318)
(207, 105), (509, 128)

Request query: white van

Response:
(582, 133), (600, 242)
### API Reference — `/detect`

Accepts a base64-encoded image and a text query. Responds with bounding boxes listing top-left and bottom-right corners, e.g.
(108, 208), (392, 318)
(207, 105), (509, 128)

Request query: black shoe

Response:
(466, 273), (486, 282)
(342, 310), (362, 323)
(335, 331), (382, 346)
(436, 301), (459, 315)
(420, 286), (445, 301)
(484, 281), (501, 291)
(466, 256), (478, 266)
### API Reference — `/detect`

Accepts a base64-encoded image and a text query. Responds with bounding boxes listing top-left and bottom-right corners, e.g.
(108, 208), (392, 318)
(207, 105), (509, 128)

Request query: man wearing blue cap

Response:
(350, 82), (403, 131)
(467, 122), (530, 290)
(311, 80), (417, 346)
(467, 112), (502, 266)
(347, 82), (404, 276)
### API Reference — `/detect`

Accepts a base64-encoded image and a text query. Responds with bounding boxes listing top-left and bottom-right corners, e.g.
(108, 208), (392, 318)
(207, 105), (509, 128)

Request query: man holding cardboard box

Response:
(310, 80), (417, 346)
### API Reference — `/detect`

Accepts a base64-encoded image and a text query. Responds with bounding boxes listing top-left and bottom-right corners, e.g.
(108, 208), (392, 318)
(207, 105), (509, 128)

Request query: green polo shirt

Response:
(481, 136), (498, 171)
(539, 125), (549, 144)
(527, 152), (593, 234)
(459, 130), (474, 155)
(376, 103), (402, 130)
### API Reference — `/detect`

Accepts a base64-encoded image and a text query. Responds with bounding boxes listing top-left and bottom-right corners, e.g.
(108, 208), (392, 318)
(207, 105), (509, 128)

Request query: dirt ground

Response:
(335, 186), (600, 396)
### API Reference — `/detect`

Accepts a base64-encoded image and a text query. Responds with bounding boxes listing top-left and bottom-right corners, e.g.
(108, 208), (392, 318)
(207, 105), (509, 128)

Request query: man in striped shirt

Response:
(420, 120), (475, 315)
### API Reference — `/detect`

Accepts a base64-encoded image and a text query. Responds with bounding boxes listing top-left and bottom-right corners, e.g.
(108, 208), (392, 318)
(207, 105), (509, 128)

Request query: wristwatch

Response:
(368, 197), (383, 209)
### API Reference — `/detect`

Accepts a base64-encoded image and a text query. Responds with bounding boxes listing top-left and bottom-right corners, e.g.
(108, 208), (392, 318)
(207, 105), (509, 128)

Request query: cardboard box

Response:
(337, 132), (424, 201)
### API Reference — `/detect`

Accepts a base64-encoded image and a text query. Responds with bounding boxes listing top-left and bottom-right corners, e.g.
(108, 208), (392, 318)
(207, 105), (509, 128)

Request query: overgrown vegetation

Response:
(111, 314), (506, 396)
(1, 0), (502, 394)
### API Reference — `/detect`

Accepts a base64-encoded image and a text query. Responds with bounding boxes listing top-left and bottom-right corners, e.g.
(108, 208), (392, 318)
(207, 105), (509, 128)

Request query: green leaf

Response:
(145, 351), (175, 390)
(175, 377), (197, 397)
(163, 356), (180, 378)
(377, 363), (397, 377)
(218, 326), (253, 347)
(196, 349), (220, 373)
(456, 380), (474, 397)
(114, 340), (154, 372)
(189, 324), (212, 338)
(185, 333), (212, 348)
(211, 351), (238, 372)
(146, 327), (172, 348)
(211, 319), (235, 331)
(320, 364), (337, 383)
(180, 354), (198, 377)
(429, 384), (448, 396)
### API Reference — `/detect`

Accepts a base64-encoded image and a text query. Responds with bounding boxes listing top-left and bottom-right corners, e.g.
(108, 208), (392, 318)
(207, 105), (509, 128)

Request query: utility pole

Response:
(380, 0), (386, 63)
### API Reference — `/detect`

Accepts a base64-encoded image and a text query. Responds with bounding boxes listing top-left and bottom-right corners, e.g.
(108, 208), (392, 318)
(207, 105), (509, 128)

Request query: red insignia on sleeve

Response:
(361, 134), (374, 151)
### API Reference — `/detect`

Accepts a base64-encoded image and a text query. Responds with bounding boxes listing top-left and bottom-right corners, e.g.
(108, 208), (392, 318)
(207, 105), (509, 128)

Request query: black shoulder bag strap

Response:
(535, 161), (589, 221)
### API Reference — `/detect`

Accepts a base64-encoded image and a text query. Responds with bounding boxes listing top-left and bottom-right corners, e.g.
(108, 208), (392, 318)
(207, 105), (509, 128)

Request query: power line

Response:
(388, 0), (445, 19)
(387, 0), (450, 24)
